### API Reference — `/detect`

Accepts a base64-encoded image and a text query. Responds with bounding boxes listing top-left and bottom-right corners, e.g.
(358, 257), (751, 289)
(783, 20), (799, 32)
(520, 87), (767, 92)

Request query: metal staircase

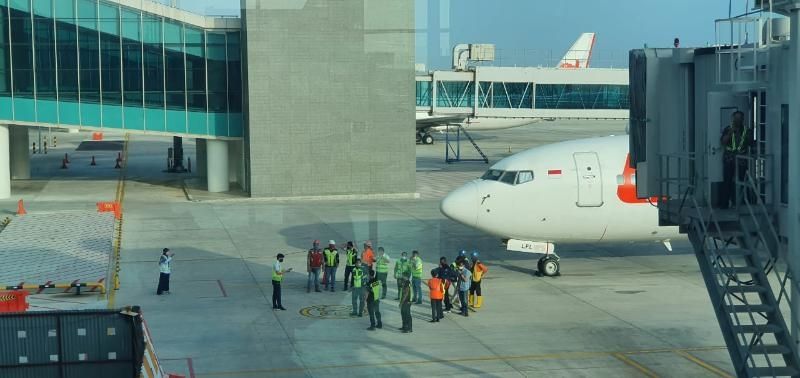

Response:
(444, 125), (489, 164)
(662, 154), (800, 377)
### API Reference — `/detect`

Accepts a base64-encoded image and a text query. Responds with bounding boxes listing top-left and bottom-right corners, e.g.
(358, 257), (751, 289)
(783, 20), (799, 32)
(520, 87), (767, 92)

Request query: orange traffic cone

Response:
(64, 153), (70, 164)
(17, 200), (26, 215)
(90, 156), (97, 166)
(60, 158), (68, 169)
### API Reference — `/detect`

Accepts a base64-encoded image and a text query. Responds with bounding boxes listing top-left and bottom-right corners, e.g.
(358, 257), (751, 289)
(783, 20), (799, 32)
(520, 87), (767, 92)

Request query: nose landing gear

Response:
(417, 132), (434, 145)
(537, 255), (560, 277)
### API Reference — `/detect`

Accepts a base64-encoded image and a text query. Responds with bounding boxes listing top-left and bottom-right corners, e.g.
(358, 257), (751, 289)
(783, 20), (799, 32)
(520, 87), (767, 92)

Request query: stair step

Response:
(718, 266), (761, 275)
(733, 324), (784, 334)
(747, 366), (799, 377)
(726, 304), (774, 313)
(710, 247), (753, 256)
(749, 344), (792, 355)
(724, 284), (767, 293)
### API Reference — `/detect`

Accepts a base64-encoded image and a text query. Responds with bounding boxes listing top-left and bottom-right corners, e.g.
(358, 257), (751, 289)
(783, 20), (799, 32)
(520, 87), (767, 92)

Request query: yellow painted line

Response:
(107, 134), (129, 310)
(192, 347), (725, 376)
(674, 350), (733, 378)
(612, 353), (659, 378)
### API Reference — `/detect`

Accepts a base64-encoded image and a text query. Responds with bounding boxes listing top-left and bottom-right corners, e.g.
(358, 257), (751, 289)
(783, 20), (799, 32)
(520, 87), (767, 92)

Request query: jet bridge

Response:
(630, 2), (800, 376)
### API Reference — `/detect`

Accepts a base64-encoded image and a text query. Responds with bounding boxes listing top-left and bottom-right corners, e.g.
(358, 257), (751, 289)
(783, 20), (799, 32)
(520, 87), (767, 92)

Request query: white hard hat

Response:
(329, 240), (336, 245)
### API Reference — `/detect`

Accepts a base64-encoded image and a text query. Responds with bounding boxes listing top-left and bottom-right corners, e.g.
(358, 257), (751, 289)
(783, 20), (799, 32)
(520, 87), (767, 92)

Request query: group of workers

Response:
(271, 240), (488, 332)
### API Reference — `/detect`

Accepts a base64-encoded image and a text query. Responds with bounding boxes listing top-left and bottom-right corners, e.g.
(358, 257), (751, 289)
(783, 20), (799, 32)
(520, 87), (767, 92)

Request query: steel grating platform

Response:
(0, 211), (115, 285)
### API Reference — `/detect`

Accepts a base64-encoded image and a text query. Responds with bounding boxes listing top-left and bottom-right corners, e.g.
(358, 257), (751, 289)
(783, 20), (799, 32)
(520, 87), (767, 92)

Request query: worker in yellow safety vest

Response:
(374, 247), (392, 300)
(343, 241), (358, 291)
(323, 240), (339, 292)
(469, 251), (488, 310)
(411, 250), (424, 304)
(272, 253), (292, 310)
(393, 252), (411, 300)
(350, 258), (366, 316)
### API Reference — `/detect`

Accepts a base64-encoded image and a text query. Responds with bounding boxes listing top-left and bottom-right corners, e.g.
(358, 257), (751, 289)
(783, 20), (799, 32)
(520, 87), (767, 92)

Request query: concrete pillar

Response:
(206, 139), (229, 193)
(9, 126), (30, 180)
(0, 125), (10, 199)
(196, 138), (207, 178)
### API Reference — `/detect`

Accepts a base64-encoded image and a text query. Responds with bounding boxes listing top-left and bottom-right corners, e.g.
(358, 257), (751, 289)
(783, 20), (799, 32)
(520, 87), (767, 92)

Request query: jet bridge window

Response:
(517, 171), (534, 184)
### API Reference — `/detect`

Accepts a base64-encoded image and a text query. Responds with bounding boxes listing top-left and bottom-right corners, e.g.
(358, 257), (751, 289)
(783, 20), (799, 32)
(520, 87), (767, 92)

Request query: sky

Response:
(157, 0), (741, 69)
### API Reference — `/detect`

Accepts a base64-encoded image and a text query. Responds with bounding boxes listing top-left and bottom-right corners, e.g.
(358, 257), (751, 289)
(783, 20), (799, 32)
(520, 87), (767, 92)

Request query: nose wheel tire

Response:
(538, 256), (560, 277)
(422, 134), (434, 145)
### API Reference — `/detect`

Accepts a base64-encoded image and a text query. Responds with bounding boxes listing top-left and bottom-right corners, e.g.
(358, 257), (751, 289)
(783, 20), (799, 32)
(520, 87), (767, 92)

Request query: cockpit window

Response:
(481, 169), (504, 181)
(499, 171), (518, 184)
(517, 171), (533, 184)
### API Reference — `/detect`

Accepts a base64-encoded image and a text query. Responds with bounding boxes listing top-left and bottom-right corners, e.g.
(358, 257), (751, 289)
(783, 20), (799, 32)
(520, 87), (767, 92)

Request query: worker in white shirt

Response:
(272, 253), (293, 310)
(157, 248), (175, 295)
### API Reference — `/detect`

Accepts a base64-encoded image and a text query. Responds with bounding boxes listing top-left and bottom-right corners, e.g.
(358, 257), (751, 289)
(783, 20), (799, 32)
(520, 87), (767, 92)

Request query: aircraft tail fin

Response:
(558, 33), (596, 69)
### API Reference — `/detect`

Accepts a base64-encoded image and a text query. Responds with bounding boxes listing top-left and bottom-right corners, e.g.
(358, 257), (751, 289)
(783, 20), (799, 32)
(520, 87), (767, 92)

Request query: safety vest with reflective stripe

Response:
(472, 261), (487, 282)
(376, 255), (389, 273)
(394, 259), (410, 279)
(324, 248), (338, 267)
(428, 278), (444, 300)
(345, 248), (358, 266)
(353, 267), (364, 288)
(411, 256), (423, 278)
(726, 127), (749, 153)
(272, 261), (283, 282)
(370, 280), (381, 300)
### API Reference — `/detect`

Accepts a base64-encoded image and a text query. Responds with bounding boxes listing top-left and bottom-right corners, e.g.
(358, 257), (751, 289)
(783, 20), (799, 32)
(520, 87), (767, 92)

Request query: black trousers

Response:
(720, 156), (748, 208)
(431, 299), (443, 320)
(367, 300), (382, 327)
(401, 303), (412, 331)
(343, 265), (355, 289)
(469, 281), (482, 296)
(444, 283), (452, 310)
(272, 280), (282, 308)
(157, 273), (170, 295)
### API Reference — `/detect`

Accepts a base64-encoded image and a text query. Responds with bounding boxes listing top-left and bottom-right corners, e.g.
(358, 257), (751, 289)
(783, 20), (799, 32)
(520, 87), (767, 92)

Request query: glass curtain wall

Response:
(0, 0), (242, 137)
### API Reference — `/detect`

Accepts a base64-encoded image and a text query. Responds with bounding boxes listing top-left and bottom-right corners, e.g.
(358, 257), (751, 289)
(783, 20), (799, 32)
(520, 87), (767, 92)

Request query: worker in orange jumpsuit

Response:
(469, 251), (488, 310)
(361, 240), (375, 274)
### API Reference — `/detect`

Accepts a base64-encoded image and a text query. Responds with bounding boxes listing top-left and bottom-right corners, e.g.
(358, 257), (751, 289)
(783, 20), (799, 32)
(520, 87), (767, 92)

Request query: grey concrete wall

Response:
(241, 0), (415, 197)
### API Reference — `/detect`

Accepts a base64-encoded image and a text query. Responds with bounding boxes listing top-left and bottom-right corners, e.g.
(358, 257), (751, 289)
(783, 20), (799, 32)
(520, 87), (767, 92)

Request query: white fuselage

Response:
(440, 135), (681, 244)
(416, 112), (538, 132)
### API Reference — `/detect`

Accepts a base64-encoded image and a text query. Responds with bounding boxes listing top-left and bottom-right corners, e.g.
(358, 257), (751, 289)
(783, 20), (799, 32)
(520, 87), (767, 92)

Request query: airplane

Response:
(416, 33), (598, 145)
(439, 134), (682, 277)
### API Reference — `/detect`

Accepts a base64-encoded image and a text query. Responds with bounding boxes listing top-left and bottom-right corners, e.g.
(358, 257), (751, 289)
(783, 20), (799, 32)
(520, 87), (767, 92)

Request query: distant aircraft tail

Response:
(557, 33), (596, 69)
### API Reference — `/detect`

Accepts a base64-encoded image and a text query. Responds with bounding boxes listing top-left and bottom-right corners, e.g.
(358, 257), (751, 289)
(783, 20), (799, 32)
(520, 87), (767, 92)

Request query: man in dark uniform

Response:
(720, 110), (754, 208)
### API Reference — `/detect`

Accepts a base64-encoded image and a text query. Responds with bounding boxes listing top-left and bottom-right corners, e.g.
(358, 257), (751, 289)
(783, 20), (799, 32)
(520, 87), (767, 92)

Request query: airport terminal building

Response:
(0, 0), (416, 198)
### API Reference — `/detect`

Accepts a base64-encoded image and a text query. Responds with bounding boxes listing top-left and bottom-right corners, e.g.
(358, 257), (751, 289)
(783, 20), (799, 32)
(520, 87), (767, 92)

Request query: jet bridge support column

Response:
(0, 125), (9, 199)
(789, 7), (800, 357)
(9, 126), (30, 180)
(207, 139), (229, 193)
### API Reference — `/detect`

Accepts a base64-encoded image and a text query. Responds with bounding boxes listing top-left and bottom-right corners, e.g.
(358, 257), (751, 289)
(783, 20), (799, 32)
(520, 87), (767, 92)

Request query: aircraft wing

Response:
(416, 115), (467, 130)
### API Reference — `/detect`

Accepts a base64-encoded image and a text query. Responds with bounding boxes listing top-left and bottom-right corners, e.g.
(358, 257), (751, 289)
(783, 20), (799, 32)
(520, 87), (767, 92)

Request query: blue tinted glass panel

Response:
(98, 2), (118, 35)
(32, 0), (51, 17)
(0, 97), (11, 120)
(228, 113), (242, 137)
(185, 27), (205, 111)
(416, 80), (431, 106)
(56, 16), (79, 100)
(208, 112), (226, 135)
(13, 97), (35, 122)
(100, 33), (121, 105)
(34, 12), (56, 99)
(436, 81), (473, 108)
(206, 32), (226, 113)
(9, 7), (33, 98)
(163, 21), (184, 110)
(77, 0), (96, 30)
(0, 4), (11, 97)
(78, 19), (100, 103)
(226, 32), (240, 113)
(144, 107), (164, 131)
(9, 0), (28, 12)
(120, 8), (139, 40)
(54, 0), (75, 20)
(81, 102), (101, 126)
(142, 14), (162, 107)
(534, 84), (630, 110)
(103, 103), (122, 128)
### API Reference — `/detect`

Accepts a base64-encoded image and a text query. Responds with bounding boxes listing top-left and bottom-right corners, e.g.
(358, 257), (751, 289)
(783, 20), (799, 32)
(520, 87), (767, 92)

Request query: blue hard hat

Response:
(459, 250), (467, 256)
(471, 251), (479, 258)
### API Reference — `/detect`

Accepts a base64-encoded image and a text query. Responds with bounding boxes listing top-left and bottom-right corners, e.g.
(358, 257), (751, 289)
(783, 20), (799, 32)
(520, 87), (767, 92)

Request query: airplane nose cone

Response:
(440, 182), (478, 227)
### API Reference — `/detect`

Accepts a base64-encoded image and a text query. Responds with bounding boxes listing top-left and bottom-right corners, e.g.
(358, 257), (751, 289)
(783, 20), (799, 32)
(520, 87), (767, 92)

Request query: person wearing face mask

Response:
(393, 251), (411, 300)
(272, 253), (292, 310)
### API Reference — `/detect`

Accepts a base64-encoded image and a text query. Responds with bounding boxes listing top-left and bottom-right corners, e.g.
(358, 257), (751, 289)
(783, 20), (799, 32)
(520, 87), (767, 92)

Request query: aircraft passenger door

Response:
(574, 152), (603, 207)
